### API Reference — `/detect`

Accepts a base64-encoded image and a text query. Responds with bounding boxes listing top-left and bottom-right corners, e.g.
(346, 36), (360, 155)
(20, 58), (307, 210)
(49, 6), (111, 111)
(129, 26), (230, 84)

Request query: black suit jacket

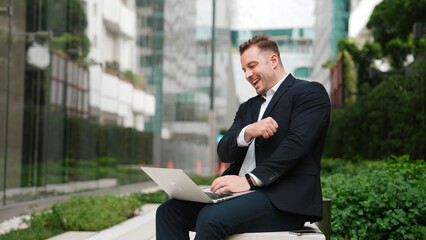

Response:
(217, 74), (331, 222)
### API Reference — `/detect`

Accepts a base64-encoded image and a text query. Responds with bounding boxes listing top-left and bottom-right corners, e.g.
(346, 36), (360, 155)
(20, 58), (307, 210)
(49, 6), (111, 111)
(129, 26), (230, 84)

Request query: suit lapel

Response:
(251, 95), (265, 122)
(262, 74), (295, 118)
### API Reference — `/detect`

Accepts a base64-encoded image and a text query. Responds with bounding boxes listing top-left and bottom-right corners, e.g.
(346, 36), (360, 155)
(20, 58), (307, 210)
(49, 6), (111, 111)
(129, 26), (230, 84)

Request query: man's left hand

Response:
(210, 175), (251, 194)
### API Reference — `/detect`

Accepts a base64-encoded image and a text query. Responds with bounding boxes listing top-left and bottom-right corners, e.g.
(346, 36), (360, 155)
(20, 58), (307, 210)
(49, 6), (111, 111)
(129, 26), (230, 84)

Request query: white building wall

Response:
(118, 81), (133, 127)
(88, 65), (102, 108)
(85, 0), (103, 62)
(229, 0), (315, 30)
(100, 73), (119, 113)
(312, 0), (333, 93)
(84, 0), (155, 129)
(119, 4), (137, 39)
(349, 0), (382, 39)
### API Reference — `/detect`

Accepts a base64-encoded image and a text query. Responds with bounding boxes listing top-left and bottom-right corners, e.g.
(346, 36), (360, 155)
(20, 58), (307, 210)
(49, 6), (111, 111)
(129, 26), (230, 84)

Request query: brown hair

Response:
(239, 34), (281, 59)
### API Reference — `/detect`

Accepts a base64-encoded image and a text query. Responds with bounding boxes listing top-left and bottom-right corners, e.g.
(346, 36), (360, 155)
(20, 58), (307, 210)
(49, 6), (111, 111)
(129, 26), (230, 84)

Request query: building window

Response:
(294, 67), (312, 78)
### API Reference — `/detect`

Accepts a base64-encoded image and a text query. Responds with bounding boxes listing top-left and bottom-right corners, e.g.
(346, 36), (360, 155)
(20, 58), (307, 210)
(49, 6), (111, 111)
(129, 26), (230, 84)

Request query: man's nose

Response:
(245, 69), (253, 79)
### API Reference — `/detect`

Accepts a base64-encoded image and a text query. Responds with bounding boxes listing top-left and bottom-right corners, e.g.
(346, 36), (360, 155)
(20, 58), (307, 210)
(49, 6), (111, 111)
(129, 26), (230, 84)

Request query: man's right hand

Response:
(244, 117), (278, 141)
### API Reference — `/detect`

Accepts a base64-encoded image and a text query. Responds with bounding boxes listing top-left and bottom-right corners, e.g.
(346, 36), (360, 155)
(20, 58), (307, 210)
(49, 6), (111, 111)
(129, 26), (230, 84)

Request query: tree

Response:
(367, 0), (426, 69)
(337, 38), (382, 90)
(324, 0), (426, 160)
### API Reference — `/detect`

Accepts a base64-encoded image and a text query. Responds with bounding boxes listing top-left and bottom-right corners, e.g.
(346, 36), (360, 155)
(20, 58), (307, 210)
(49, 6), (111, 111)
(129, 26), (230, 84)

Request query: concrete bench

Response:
(190, 222), (324, 240)
(227, 198), (331, 240)
(189, 198), (331, 240)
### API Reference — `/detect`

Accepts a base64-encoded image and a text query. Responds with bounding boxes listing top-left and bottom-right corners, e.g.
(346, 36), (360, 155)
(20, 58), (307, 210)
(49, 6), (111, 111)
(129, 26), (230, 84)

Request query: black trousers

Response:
(156, 191), (307, 240)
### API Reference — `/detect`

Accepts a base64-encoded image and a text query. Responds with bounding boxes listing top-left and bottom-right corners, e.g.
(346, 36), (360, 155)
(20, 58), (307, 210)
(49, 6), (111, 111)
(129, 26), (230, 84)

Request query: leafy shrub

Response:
(322, 157), (426, 239)
(190, 175), (218, 185)
(132, 191), (169, 204)
(50, 195), (140, 231)
(0, 194), (142, 240)
(0, 212), (63, 240)
(321, 158), (360, 177)
(95, 157), (118, 178)
(116, 166), (153, 185)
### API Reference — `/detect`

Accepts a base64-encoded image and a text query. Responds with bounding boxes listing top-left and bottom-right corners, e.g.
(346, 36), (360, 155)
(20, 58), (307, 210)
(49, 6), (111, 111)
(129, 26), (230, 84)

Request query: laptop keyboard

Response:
(205, 192), (231, 200)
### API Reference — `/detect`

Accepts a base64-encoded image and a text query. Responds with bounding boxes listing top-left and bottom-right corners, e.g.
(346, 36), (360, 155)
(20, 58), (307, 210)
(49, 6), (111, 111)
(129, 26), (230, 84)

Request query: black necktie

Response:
(251, 96), (266, 122)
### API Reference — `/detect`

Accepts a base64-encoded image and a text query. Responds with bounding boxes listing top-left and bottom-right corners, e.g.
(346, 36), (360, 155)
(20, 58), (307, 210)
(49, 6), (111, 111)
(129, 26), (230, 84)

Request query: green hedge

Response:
(21, 110), (153, 186)
(43, 114), (154, 164)
(322, 157), (426, 240)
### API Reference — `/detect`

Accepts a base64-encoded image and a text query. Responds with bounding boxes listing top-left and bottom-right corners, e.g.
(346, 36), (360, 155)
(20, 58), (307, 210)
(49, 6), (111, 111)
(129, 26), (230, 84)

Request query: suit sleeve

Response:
(217, 102), (250, 164)
(252, 82), (331, 185)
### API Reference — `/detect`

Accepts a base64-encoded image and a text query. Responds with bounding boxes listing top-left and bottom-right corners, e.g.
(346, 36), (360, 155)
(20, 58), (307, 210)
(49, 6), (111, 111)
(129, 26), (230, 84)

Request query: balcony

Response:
(102, 0), (136, 40)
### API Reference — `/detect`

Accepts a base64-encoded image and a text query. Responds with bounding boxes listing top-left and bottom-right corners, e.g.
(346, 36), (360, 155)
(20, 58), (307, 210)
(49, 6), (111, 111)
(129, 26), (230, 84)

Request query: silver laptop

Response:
(140, 167), (253, 203)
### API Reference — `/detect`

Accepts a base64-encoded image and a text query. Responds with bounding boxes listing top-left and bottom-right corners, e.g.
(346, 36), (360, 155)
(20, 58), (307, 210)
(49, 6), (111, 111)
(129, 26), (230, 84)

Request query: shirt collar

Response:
(262, 73), (289, 100)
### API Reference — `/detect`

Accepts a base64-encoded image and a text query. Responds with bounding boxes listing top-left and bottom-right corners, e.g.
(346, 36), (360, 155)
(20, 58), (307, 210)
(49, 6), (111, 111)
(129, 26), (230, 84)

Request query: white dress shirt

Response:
(237, 74), (288, 185)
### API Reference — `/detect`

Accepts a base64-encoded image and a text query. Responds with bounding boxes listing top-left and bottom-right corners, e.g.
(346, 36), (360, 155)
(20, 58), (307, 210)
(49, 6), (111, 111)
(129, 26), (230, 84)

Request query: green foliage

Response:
(45, 0), (88, 36)
(51, 33), (90, 60)
(190, 175), (218, 185)
(324, 58), (426, 160)
(131, 191), (170, 204)
(414, 35), (426, 56)
(337, 38), (382, 90)
(122, 70), (135, 81)
(321, 158), (360, 177)
(64, 157), (97, 181)
(386, 37), (414, 69)
(0, 194), (143, 240)
(0, 223), (63, 240)
(116, 166), (153, 185)
(97, 124), (154, 165)
(20, 158), (153, 190)
(95, 157), (118, 178)
(49, 195), (140, 231)
(367, 0), (426, 69)
(26, 0), (90, 60)
(341, 50), (357, 104)
(43, 111), (153, 165)
(322, 157), (426, 240)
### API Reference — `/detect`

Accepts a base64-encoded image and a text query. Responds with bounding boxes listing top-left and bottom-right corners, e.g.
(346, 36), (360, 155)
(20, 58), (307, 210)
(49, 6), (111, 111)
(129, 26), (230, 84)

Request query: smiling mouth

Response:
(252, 78), (260, 88)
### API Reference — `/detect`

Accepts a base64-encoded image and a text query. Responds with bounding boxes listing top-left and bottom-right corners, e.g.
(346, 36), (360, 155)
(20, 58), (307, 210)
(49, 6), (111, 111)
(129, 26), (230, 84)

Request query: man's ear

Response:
(270, 54), (279, 68)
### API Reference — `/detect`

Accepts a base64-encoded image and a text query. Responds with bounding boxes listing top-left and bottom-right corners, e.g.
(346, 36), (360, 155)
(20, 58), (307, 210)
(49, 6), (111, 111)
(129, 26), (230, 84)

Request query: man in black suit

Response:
(156, 34), (331, 240)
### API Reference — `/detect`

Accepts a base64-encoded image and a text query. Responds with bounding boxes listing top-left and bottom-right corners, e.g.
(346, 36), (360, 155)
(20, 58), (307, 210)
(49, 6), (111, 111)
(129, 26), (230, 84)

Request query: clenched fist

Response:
(244, 117), (278, 142)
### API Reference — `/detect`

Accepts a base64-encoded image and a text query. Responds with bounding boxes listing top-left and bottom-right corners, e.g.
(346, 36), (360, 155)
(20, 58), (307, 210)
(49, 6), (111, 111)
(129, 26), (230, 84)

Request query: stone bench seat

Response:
(227, 222), (325, 240)
(190, 222), (325, 240)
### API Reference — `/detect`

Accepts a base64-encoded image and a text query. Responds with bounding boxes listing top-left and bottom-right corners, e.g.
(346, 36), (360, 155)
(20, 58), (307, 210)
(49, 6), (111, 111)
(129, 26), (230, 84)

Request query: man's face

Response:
(240, 46), (275, 95)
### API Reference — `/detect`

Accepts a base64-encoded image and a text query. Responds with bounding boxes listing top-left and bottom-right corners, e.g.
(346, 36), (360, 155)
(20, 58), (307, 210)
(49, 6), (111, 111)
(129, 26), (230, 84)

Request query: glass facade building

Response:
(136, 0), (164, 134)
(158, 0), (237, 172)
(0, 0), (154, 207)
